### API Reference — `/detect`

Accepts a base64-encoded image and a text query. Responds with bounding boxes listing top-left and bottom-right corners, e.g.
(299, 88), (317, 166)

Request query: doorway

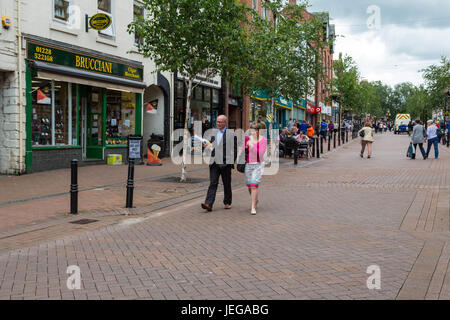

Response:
(79, 86), (104, 160)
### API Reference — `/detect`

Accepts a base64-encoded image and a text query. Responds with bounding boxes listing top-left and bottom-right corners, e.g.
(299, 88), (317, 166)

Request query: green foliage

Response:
(421, 56), (450, 110)
(405, 85), (429, 120)
(247, 0), (329, 105)
(333, 54), (360, 112)
(128, 0), (252, 83)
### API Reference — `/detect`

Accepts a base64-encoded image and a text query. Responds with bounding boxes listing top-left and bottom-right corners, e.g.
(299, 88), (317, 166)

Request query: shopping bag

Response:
(407, 143), (415, 158)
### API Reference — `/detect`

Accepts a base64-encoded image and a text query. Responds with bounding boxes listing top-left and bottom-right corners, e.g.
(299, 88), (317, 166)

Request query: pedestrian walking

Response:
(242, 119), (267, 215)
(425, 120), (439, 159)
(320, 119), (328, 142)
(201, 115), (237, 212)
(288, 118), (294, 131)
(358, 122), (374, 158)
(407, 121), (413, 136)
(299, 120), (308, 134)
(410, 120), (427, 160)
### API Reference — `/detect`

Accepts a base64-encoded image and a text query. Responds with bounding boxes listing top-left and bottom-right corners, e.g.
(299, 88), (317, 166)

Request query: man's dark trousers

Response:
(204, 130), (237, 207)
(205, 164), (232, 206)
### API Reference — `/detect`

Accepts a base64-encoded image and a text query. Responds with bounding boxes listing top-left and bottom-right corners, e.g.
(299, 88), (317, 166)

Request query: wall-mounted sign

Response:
(89, 13), (112, 31)
(306, 102), (321, 114)
(2, 16), (11, 29)
(178, 70), (222, 89)
(145, 99), (158, 114)
(27, 41), (143, 81)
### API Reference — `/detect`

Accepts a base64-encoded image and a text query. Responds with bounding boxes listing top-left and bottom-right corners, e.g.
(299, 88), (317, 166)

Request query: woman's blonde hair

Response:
(250, 116), (267, 130)
(364, 122), (372, 128)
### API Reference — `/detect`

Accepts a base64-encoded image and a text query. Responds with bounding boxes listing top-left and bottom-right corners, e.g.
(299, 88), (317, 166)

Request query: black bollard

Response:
(447, 132), (449, 148)
(293, 143), (298, 165)
(328, 132), (331, 151)
(316, 138), (320, 158)
(338, 129), (341, 146)
(312, 138), (316, 157)
(333, 130), (336, 149)
(70, 159), (78, 215)
(320, 136), (324, 154)
(346, 130), (349, 142)
(126, 159), (135, 208)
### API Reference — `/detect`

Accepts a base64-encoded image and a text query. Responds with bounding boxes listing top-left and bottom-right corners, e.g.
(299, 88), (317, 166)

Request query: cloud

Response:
(306, 0), (450, 86)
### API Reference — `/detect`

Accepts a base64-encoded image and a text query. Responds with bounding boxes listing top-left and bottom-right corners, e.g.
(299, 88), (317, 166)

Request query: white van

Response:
(394, 114), (411, 134)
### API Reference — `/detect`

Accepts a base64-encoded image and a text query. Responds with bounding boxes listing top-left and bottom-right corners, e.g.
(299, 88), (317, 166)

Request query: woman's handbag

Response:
(359, 129), (365, 138)
(237, 137), (249, 173)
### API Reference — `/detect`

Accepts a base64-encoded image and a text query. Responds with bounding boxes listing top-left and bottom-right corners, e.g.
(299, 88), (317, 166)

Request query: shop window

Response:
(194, 86), (203, 101)
(204, 87), (211, 102)
(212, 89), (219, 104)
(31, 79), (75, 146)
(105, 90), (136, 145)
(54, 0), (71, 22)
(177, 81), (184, 98)
(134, 2), (144, 45)
(175, 98), (185, 129)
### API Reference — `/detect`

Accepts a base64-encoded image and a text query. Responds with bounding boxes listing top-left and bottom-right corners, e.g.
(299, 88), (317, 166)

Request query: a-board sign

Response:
(128, 136), (142, 160)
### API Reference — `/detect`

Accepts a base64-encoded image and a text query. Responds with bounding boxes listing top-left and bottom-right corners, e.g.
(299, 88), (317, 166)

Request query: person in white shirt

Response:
(425, 120), (439, 159)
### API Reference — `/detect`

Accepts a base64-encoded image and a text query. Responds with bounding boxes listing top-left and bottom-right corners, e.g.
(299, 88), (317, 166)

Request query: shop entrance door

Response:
(80, 86), (104, 160)
(81, 96), (87, 159)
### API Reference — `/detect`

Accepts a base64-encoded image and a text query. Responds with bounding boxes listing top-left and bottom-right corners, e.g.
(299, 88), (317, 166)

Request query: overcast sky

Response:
(306, 0), (450, 87)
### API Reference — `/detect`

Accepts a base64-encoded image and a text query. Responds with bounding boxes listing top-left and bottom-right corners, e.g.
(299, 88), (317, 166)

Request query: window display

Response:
(105, 89), (136, 145)
(31, 79), (74, 146)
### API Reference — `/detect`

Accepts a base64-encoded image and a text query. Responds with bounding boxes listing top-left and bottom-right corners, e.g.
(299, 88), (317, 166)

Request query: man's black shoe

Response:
(201, 203), (212, 212)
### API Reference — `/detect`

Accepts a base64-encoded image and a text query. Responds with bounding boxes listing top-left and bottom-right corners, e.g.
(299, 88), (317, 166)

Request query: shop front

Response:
(175, 72), (223, 133)
(25, 37), (146, 173)
(306, 101), (321, 123)
(275, 97), (292, 129)
(292, 100), (306, 122)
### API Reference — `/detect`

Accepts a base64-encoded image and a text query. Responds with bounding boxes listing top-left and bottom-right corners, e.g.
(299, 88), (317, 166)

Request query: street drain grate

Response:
(70, 219), (99, 225)
(155, 176), (209, 184)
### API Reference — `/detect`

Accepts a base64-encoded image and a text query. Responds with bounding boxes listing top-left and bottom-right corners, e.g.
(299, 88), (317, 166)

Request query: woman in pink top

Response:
(243, 119), (267, 215)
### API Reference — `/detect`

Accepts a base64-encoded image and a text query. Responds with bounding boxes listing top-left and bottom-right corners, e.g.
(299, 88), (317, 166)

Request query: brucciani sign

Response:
(27, 41), (143, 81)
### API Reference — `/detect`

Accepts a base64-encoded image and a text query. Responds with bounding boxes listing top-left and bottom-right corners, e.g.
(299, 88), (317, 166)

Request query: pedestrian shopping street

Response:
(0, 133), (449, 300)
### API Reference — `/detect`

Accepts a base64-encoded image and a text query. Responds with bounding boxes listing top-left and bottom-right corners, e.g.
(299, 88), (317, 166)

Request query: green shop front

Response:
(25, 38), (146, 173)
(250, 90), (303, 129)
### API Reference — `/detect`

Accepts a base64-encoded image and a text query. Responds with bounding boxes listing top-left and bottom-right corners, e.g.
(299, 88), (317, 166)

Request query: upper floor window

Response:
(98, 0), (112, 13)
(54, 0), (70, 22)
(252, 0), (257, 10)
(98, 0), (115, 38)
(134, 2), (144, 45)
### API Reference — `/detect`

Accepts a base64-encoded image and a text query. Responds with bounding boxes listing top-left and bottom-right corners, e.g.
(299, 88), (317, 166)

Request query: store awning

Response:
(250, 89), (271, 101)
(250, 89), (294, 110)
(29, 60), (147, 93)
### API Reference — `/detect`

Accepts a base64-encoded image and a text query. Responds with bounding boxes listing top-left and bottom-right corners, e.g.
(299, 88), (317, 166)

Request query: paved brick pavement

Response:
(0, 133), (449, 300)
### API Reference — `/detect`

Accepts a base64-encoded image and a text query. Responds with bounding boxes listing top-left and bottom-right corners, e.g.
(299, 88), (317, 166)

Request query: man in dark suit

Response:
(201, 115), (237, 212)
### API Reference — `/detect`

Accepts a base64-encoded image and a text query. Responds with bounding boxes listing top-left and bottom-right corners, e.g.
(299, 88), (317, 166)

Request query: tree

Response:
(421, 56), (450, 114)
(405, 85), (429, 120)
(333, 54), (360, 115)
(247, 0), (327, 134)
(128, 0), (252, 181)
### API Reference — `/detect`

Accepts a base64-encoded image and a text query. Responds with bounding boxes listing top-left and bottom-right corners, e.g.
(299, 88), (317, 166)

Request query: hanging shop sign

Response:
(145, 99), (158, 114)
(27, 41), (143, 82)
(89, 13), (112, 31)
(306, 102), (321, 114)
